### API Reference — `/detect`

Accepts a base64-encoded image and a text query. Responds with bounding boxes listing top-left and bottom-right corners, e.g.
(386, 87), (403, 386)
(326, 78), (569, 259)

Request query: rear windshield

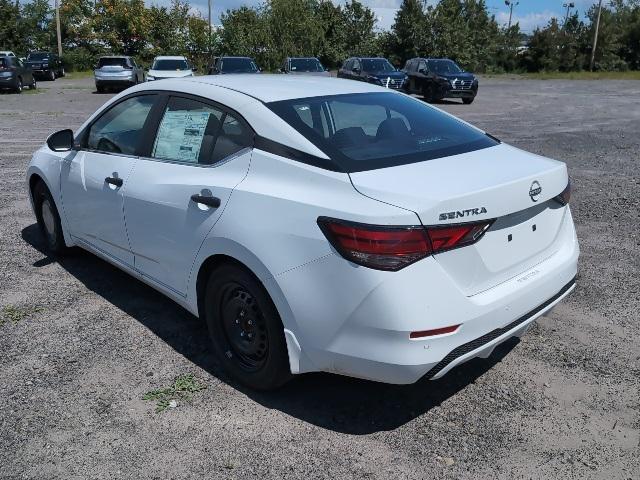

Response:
(290, 58), (324, 72)
(152, 59), (189, 70)
(98, 57), (128, 68)
(0, 58), (9, 67)
(27, 53), (50, 61)
(267, 92), (498, 172)
(220, 58), (258, 73)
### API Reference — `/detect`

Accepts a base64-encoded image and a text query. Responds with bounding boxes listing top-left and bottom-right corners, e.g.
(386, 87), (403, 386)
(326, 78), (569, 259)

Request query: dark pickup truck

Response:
(25, 52), (65, 80)
(403, 58), (477, 104)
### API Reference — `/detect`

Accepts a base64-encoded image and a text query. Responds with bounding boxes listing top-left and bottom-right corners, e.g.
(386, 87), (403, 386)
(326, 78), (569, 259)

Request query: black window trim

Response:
(75, 91), (161, 157)
(138, 91), (257, 168)
(266, 92), (500, 173)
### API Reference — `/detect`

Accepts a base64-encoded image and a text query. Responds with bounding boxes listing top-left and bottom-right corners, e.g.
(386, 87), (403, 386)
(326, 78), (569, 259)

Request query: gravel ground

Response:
(0, 76), (638, 480)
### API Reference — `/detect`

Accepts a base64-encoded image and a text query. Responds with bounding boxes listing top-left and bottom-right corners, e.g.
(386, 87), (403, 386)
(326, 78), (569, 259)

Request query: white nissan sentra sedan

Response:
(26, 75), (578, 389)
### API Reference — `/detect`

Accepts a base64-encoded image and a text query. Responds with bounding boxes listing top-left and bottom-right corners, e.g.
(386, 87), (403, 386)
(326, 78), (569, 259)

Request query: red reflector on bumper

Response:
(410, 324), (460, 339)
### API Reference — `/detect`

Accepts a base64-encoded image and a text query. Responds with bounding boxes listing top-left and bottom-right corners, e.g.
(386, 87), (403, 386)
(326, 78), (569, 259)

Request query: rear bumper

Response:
(276, 207), (579, 384)
(95, 79), (135, 88)
(0, 76), (18, 87)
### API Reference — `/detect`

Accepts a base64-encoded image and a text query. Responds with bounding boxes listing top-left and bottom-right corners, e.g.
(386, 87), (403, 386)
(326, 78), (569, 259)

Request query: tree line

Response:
(0, 0), (638, 73)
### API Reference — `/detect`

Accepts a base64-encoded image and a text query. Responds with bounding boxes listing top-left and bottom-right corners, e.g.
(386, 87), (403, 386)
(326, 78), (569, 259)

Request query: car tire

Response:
(59, 67), (65, 77)
(30, 77), (37, 90)
(49, 70), (56, 81)
(204, 263), (292, 390)
(96, 85), (105, 93)
(422, 84), (435, 103)
(32, 181), (67, 255)
(463, 97), (475, 105)
(14, 77), (22, 94)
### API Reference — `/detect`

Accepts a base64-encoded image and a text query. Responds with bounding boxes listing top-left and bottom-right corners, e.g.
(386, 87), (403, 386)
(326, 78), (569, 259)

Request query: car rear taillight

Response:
(318, 217), (493, 271)
(555, 179), (571, 205)
(427, 222), (493, 253)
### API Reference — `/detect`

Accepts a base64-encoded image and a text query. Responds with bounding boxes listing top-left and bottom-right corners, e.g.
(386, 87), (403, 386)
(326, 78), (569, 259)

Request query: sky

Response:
(172, 0), (598, 33)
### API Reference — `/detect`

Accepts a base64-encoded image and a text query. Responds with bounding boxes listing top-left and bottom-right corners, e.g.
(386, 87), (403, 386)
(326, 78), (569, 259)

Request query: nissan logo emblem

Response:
(529, 181), (542, 202)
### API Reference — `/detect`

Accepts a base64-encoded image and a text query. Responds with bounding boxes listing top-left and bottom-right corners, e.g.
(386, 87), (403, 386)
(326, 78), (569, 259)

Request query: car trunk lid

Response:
(349, 143), (570, 295)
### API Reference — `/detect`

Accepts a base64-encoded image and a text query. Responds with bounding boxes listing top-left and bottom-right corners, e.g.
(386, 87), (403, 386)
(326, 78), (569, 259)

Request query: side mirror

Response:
(47, 129), (74, 152)
(418, 68), (426, 74)
(192, 66), (198, 72)
(353, 67), (361, 74)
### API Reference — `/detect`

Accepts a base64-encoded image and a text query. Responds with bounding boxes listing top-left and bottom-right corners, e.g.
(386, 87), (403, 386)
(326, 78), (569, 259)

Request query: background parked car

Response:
(0, 56), (36, 93)
(403, 58), (478, 104)
(280, 57), (330, 76)
(337, 57), (406, 90)
(147, 55), (195, 81)
(208, 56), (260, 74)
(25, 52), (64, 81)
(0, 51), (16, 57)
(94, 56), (145, 93)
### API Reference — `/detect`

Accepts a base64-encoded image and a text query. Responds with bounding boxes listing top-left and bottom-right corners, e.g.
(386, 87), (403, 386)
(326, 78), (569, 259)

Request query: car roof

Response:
(154, 55), (187, 60)
(172, 74), (383, 102)
(220, 56), (253, 60)
(100, 55), (130, 59)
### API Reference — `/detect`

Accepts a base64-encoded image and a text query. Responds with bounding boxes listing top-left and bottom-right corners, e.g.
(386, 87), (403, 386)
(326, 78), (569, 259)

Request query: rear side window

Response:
(267, 92), (498, 172)
(87, 95), (156, 154)
(151, 96), (252, 165)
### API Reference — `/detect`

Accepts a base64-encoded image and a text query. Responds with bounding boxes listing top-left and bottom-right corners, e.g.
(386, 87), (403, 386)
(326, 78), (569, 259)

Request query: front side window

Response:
(152, 59), (189, 71)
(87, 95), (156, 154)
(151, 96), (252, 165)
(267, 92), (497, 172)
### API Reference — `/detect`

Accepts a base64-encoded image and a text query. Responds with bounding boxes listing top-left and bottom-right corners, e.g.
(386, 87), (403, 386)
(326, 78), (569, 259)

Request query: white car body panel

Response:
(124, 150), (252, 296)
(61, 150), (136, 266)
(26, 75), (579, 384)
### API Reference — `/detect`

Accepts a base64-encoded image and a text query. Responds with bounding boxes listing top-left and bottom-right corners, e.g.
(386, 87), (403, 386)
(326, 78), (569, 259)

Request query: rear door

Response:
(123, 94), (253, 296)
(61, 94), (158, 266)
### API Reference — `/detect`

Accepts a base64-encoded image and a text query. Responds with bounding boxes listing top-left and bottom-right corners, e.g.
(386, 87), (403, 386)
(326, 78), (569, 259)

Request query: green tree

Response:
(93, 0), (148, 55)
(0, 0), (21, 53)
(391, 0), (426, 63)
(20, 0), (52, 52)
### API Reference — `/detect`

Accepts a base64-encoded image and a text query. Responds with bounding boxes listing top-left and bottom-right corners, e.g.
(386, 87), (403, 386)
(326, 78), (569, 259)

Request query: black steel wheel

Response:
(463, 97), (475, 105)
(14, 77), (22, 94)
(205, 264), (291, 390)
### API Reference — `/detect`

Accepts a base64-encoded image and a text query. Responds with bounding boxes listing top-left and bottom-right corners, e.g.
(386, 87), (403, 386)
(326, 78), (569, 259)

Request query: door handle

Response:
(190, 194), (221, 208)
(105, 176), (123, 187)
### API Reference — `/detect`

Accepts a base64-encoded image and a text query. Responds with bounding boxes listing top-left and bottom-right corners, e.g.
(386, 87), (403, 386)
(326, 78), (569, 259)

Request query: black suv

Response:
(208, 56), (260, 74)
(403, 58), (477, 104)
(25, 52), (65, 81)
(0, 56), (36, 93)
(337, 57), (406, 90)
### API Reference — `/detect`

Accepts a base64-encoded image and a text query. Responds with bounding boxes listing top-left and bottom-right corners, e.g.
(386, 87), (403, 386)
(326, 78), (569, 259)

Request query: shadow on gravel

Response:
(23, 223), (518, 435)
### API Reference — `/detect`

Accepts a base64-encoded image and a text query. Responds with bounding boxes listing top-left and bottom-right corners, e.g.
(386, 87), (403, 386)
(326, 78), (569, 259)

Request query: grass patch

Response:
(143, 374), (206, 413)
(0, 305), (43, 325)
(64, 70), (94, 79)
(486, 71), (640, 80)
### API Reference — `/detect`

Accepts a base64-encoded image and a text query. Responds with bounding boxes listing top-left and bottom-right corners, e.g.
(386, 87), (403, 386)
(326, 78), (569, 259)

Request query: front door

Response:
(124, 95), (253, 295)
(61, 94), (158, 266)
